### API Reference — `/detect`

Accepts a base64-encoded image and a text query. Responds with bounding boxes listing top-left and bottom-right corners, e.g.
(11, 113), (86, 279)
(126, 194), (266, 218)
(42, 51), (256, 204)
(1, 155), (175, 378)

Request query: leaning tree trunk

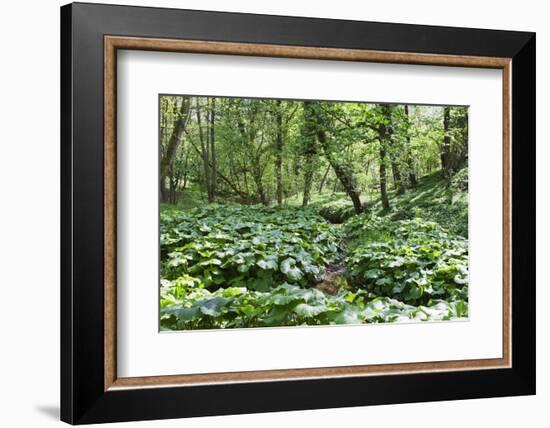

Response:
(317, 130), (363, 213)
(303, 101), (362, 213)
(160, 97), (190, 203)
(317, 163), (331, 193)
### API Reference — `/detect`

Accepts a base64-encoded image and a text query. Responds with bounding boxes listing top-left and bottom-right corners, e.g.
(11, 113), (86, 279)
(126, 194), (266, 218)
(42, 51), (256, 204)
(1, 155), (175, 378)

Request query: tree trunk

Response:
(252, 165), (268, 205)
(404, 105), (418, 188)
(317, 130), (363, 213)
(379, 148), (390, 210)
(446, 107), (468, 174)
(377, 105), (392, 210)
(391, 161), (405, 194)
(301, 101), (317, 207)
(302, 166), (314, 206)
(188, 139), (252, 203)
(441, 106), (451, 176)
(318, 163), (331, 193)
(331, 178), (338, 194)
(160, 97), (190, 203)
(407, 162), (418, 187)
(181, 148), (189, 190)
(196, 99), (213, 203)
(275, 101), (284, 205)
(169, 165), (180, 204)
(305, 97), (362, 213)
(209, 98), (217, 200)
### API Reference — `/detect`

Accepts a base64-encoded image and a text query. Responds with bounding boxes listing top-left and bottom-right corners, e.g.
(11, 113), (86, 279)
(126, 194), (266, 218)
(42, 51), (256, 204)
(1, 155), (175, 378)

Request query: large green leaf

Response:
(280, 258), (303, 281)
(294, 303), (327, 318)
(199, 297), (229, 316)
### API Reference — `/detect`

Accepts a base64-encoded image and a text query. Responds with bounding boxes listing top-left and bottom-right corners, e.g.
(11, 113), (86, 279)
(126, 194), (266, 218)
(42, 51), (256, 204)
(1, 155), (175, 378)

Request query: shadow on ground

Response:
(35, 405), (59, 420)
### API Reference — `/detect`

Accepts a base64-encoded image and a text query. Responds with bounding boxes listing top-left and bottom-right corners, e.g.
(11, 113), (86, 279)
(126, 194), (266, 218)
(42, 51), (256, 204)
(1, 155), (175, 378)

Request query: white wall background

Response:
(0, 0), (545, 426)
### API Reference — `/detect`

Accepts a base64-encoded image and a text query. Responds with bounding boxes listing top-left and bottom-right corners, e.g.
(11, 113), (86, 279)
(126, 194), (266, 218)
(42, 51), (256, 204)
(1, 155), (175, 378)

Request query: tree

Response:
(159, 95), (468, 212)
(300, 102), (319, 207)
(312, 103), (363, 213)
(209, 98), (217, 200)
(234, 99), (269, 205)
(441, 106), (468, 177)
(195, 97), (215, 202)
(364, 104), (393, 210)
(379, 144), (391, 210)
(391, 160), (405, 195)
(441, 106), (452, 176)
(404, 105), (418, 188)
(388, 107), (406, 195)
(274, 100), (284, 205)
(160, 96), (190, 203)
(317, 163), (331, 193)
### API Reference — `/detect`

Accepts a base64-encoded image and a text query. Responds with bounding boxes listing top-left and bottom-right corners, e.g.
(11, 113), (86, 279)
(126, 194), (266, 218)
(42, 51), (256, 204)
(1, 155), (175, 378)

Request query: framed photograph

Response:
(60, 2), (535, 424)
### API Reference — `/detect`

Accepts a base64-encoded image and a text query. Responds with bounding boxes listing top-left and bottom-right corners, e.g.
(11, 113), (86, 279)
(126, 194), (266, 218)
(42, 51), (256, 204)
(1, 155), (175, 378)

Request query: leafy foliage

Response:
(161, 280), (468, 330)
(374, 172), (469, 237)
(161, 205), (341, 291)
(344, 214), (468, 305)
(317, 200), (358, 224)
(160, 202), (469, 330)
(451, 167), (469, 191)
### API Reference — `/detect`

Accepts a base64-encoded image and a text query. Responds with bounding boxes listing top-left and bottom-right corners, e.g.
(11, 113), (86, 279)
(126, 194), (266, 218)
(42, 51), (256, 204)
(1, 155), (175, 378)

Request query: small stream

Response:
(315, 262), (347, 294)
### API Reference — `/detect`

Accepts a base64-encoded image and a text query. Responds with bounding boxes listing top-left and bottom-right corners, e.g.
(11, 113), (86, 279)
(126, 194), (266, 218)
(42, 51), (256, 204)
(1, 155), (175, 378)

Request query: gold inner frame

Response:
(104, 35), (512, 391)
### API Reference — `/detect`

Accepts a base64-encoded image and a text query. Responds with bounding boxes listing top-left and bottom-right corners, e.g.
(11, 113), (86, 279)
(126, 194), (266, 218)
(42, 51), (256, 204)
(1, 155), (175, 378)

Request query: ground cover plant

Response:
(159, 96), (469, 330)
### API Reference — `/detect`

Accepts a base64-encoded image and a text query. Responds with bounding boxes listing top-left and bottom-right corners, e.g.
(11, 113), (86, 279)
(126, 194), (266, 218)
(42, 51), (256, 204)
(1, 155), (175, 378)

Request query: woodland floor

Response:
(160, 172), (469, 330)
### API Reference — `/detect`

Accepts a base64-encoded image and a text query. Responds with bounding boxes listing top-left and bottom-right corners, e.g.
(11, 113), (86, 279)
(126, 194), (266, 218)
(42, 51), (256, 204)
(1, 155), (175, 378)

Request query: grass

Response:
(163, 171), (467, 236)
(160, 184), (209, 212)
(376, 172), (468, 236)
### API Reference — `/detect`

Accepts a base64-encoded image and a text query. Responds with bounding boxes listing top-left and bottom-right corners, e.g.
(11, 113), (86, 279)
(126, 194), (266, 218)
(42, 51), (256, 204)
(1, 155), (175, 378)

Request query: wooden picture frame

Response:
(61, 2), (535, 424)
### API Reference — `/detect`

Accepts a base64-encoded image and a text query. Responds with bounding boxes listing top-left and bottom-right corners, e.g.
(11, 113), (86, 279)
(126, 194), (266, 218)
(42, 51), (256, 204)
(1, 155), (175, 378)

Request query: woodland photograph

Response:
(159, 95), (469, 331)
